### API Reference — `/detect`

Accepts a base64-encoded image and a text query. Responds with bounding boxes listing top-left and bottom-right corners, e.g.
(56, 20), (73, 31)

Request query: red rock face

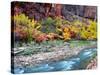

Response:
(84, 6), (97, 20)
(55, 4), (62, 17)
(12, 2), (97, 21)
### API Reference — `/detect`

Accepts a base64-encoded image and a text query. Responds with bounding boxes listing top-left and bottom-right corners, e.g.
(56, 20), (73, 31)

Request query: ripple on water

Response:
(70, 57), (80, 61)
(79, 48), (96, 60)
(49, 61), (76, 71)
(83, 51), (92, 56)
(24, 64), (54, 73)
(14, 48), (97, 74)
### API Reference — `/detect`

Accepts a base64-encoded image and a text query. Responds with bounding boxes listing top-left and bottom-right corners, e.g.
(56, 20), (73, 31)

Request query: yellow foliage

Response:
(80, 20), (97, 40)
(70, 25), (79, 33)
(56, 27), (62, 32)
(63, 27), (71, 40)
(63, 32), (71, 40)
(73, 20), (83, 27)
(61, 19), (97, 40)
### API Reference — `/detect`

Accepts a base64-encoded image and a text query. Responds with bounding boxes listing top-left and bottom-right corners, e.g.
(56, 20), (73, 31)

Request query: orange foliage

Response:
(14, 26), (28, 40)
(35, 34), (48, 43)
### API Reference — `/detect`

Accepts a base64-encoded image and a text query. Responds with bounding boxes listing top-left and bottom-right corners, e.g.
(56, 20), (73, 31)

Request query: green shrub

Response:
(55, 17), (70, 27)
(41, 17), (56, 33)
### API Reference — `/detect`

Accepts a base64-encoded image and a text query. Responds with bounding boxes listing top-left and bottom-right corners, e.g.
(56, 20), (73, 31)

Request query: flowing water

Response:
(13, 47), (97, 74)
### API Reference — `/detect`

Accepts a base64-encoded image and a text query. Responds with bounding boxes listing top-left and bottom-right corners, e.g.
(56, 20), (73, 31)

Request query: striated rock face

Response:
(12, 2), (97, 21)
(62, 5), (84, 16)
(62, 5), (97, 21)
(84, 6), (97, 20)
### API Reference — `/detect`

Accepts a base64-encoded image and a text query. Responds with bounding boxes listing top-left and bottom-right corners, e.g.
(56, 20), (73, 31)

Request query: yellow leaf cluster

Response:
(80, 20), (97, 40)
(63, 27), (71, 40)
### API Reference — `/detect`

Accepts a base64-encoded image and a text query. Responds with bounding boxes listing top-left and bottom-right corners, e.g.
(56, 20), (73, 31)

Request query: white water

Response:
(13, 48), (97, 74)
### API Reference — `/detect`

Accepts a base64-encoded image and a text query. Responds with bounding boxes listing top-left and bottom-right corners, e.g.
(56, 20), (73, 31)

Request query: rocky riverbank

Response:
(86, 57), (97, 69)
(14, 44), (97, 67)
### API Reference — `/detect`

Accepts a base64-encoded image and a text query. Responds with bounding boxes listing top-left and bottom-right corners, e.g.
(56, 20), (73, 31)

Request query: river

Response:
(13, 47), (97, 74)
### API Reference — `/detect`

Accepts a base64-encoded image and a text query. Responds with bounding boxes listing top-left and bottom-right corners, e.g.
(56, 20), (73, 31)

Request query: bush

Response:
(41, 17), (56, 33)
(56, 19), (97, 41)
(14, 14), (31, 27)
(55, 17), (71, 34)
(80, 20), (97, 40)
(14, 14), (41, 42)
(14, 14), (97, 42)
